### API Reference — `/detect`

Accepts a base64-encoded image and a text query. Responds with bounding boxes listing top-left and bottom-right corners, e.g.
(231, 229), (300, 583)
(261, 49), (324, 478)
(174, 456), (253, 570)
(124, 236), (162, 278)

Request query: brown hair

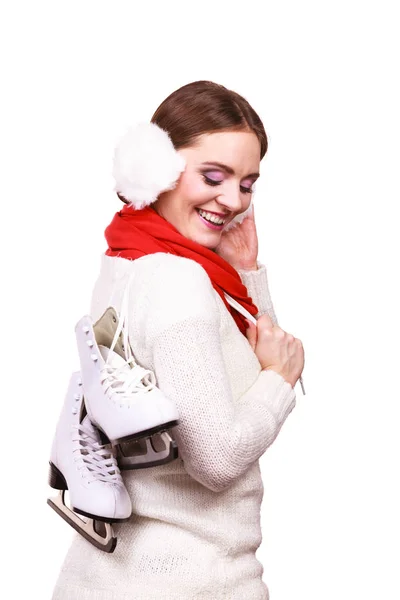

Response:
(151, 80), (268, 158)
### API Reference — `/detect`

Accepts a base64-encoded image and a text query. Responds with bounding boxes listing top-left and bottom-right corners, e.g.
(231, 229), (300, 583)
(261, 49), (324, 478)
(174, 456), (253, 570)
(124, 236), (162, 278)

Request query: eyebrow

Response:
(200, 161), (260, 179)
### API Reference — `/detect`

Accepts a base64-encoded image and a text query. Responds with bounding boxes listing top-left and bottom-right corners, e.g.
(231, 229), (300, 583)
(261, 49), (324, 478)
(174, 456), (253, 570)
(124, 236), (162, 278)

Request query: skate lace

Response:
(100, 358), (156, 399)
(72, 422), (122, 484)
(101, 272), (156, 401)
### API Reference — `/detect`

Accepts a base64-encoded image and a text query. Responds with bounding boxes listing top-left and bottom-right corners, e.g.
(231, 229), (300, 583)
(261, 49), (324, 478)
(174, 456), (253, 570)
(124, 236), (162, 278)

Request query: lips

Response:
(196, 209), (225, 230)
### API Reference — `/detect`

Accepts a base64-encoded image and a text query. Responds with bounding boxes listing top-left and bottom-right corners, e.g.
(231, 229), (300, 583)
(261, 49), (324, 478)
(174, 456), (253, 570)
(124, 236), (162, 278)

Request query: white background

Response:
(1, 1), (399, 598)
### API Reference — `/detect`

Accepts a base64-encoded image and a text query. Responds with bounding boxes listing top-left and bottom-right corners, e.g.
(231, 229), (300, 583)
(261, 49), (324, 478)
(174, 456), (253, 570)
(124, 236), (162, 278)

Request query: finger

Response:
(256, 313), (274, 330)
(245, 319), (257, 351)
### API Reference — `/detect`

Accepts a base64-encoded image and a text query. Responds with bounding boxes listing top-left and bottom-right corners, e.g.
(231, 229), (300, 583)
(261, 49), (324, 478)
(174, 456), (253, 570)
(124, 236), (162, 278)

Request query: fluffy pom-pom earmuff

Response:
(112, 122), (187, 210)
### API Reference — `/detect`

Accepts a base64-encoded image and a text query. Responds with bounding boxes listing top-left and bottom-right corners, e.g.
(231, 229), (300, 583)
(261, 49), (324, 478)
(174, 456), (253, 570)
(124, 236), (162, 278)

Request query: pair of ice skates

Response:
(47, 297), (180, 553)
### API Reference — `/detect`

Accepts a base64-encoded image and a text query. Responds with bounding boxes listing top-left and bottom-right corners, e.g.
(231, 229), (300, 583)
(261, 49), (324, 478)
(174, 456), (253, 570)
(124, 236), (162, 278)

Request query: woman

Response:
(52, 80), (304, 600)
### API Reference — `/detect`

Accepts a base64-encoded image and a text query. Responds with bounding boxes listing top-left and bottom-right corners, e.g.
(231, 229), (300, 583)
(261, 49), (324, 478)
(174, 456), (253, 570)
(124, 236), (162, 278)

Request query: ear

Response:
(112, 122), (187, 210)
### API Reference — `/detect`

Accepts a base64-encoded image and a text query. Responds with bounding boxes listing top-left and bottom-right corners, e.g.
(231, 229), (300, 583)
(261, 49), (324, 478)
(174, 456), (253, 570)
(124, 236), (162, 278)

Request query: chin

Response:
(189, 215), (225, 249)
(194, 233), (221, 250)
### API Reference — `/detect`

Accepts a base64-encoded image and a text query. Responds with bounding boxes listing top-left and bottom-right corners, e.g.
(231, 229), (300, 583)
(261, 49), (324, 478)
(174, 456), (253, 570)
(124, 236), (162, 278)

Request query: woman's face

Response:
(152, 130), (261, 249)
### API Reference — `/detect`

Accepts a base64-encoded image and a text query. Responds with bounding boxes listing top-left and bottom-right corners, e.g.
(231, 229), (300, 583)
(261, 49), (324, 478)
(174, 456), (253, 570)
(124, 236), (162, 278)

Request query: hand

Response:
(245, 313), (305, 388)
(214, 204), (258, 271)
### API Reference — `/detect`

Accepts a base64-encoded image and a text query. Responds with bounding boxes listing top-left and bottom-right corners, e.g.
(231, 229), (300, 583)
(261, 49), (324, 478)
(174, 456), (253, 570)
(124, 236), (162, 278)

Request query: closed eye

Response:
(202, 175), (253, 194)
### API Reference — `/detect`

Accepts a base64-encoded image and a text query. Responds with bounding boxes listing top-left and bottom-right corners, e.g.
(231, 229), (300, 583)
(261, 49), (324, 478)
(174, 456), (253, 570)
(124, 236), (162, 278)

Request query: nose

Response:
(216, 184), (243, 214)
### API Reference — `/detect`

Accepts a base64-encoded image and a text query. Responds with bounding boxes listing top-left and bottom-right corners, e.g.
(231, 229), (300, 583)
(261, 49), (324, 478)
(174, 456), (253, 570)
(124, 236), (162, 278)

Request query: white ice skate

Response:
(47, 371), (132, 553)
(75, 279), (179, 469)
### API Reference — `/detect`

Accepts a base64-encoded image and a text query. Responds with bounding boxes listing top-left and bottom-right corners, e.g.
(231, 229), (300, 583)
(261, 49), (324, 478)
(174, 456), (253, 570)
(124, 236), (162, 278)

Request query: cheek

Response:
(180, 174), (212, 203)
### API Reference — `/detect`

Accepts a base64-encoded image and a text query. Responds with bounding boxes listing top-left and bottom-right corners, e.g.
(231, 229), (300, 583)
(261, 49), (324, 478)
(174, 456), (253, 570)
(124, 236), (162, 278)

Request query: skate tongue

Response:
(81, 415), (98, 436)
(98, 345), (130, 370)
(80, 415), (108, 447)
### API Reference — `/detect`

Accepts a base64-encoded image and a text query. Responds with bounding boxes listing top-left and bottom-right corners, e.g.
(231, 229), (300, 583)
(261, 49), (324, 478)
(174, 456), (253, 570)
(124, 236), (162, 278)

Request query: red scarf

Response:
(104, 205), (258, 335)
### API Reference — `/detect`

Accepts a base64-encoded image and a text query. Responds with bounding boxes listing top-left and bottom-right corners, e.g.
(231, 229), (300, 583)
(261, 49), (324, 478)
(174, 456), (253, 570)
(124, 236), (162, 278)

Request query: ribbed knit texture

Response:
(52, 252), (296, 600)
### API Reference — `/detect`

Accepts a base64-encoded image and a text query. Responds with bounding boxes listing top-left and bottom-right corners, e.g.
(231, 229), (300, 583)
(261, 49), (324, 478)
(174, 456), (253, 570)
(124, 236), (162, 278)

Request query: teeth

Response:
(198, 210), (226, 225)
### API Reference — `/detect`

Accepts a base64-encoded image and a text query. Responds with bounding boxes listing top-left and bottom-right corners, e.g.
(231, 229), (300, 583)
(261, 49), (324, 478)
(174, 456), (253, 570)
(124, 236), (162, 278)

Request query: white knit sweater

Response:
(52, 252), (296, 600)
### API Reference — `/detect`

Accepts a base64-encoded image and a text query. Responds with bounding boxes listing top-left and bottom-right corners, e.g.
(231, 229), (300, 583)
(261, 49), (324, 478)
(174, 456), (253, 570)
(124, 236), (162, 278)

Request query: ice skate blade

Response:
(47, 491), (117, 553)
(117, 430), (179, 470)
(73, 506), (131, 524)
(113, 420), (180, 445)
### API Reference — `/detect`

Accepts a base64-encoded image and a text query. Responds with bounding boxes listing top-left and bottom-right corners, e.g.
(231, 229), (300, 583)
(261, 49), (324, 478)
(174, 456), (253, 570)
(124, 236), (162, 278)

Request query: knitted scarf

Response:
(104, 205), (258, 335)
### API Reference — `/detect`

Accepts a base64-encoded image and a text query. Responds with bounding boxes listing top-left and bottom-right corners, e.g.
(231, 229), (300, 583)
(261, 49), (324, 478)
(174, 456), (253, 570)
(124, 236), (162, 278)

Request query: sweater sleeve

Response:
(237, 260), (278, 324)
(139, 255), (296, 493)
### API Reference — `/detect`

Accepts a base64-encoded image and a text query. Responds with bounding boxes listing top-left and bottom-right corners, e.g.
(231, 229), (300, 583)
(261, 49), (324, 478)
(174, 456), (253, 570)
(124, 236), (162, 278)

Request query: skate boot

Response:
(47, 371), (132, 553)
(74, 281), (179, 468)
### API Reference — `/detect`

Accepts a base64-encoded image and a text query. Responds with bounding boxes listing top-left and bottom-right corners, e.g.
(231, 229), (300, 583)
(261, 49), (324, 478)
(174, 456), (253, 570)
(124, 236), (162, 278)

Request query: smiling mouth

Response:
(195, 208), (228, 226)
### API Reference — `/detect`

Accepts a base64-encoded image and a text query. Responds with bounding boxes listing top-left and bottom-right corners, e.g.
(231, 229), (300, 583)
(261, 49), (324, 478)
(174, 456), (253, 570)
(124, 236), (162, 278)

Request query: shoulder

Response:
(113, 252), (213, 292)
(101, 252), (211, 286)
(129, 253), (220, 332)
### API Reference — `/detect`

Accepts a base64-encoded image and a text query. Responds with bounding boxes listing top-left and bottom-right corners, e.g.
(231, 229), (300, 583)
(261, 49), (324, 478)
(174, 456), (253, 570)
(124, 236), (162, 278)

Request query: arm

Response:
(138, 256), (296, 493)
(237, 260), (278, 324)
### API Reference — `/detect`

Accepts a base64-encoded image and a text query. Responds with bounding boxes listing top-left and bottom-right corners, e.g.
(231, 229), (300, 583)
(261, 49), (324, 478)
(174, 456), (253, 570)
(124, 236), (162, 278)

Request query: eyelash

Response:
(202, 175), (253, 194)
